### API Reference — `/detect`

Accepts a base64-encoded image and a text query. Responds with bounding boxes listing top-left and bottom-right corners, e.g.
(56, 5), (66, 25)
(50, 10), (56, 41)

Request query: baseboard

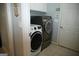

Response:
(52, 41), (79, 53)
(51, 41), (58, 45)
(58, 44), (79, 53)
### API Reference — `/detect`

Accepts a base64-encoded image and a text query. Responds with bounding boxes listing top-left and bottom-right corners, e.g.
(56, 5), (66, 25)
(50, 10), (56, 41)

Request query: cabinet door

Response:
(30, 3), (47, 12)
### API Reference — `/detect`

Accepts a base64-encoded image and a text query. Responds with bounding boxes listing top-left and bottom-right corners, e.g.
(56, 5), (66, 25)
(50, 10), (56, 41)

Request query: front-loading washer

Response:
(30, 24), (43, 56)
(31, 16), (53, 51)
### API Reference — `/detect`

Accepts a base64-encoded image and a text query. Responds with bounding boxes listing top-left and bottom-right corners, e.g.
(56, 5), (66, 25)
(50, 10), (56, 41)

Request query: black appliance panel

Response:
(31, 16), (43, 25)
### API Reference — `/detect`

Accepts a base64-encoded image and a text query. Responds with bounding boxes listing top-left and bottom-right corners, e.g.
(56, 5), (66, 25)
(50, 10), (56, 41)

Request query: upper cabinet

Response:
(30, 3), (47, 12)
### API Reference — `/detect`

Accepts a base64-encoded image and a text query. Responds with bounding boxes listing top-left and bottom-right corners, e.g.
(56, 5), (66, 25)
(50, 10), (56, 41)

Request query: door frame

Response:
(5, 3), (14, 55)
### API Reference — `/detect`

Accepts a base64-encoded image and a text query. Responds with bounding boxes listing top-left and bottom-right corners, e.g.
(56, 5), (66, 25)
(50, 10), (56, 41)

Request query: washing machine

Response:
(30, 24), (43, 55)
(31, 16), (53, 51)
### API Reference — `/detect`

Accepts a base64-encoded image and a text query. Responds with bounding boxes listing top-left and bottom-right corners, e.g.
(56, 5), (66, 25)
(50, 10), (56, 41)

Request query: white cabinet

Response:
(30, 3), (47, 12)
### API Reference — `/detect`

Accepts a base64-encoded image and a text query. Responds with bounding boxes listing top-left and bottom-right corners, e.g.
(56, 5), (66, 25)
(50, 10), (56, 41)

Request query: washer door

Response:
(45, 20), (52, 34)
(31, 31), (42, 52)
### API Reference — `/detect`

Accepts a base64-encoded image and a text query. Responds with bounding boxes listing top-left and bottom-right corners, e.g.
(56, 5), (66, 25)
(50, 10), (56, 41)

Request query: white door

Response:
(59, 3), (79, 51)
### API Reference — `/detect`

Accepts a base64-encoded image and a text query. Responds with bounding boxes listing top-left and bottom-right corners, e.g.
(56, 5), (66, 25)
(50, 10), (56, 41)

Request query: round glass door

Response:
(45, 20), (52, 34)
(31, 31), (42, 52)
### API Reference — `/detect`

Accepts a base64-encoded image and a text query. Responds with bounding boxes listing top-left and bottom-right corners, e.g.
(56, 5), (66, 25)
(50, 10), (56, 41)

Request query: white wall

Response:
(47, 3), (60, 42)
(12, 3), (30, 56)
(11, 3), (24, 56)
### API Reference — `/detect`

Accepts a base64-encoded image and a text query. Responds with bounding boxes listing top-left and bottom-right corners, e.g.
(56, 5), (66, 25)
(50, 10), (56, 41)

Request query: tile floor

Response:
(38, 43), (79, 56)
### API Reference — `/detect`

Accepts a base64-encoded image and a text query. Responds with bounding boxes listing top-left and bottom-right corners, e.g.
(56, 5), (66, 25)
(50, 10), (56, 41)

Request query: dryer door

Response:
(31, 31), (42, 52)
(45, 20), (52, 34)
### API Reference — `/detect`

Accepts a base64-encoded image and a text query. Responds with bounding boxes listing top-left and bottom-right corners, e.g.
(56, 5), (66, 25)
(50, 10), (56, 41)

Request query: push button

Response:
(38, 26), (41, 29)
(34, 27), (36, 30)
